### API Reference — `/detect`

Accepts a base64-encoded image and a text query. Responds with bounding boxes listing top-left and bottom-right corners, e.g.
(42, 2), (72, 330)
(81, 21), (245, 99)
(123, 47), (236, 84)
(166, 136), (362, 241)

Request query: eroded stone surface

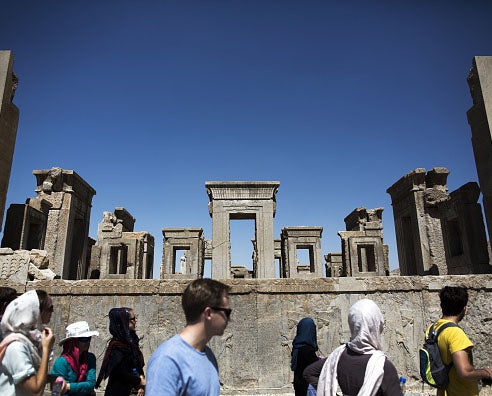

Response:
(1, 275), (490, 395)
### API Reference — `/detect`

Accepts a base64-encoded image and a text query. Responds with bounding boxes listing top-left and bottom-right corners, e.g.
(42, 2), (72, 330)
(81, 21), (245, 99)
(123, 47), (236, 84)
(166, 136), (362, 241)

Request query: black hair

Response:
(439, 286), (468, 316)
(0, 287), (17, 316)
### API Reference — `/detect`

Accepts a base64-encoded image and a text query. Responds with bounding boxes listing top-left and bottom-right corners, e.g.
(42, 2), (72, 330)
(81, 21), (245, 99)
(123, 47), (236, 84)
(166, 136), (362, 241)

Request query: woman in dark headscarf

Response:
(291, 317), (319, 396)
(96, 307), (145, 396)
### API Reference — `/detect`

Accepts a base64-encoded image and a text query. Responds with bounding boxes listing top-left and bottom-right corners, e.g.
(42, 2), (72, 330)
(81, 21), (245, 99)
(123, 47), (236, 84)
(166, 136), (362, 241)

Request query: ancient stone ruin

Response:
(1, 51), (492, 395)
(0, 51), (19, 233)
(1, 167), (96, 279)
(89, 208), (154, 279)
(387, 167), (491, 275)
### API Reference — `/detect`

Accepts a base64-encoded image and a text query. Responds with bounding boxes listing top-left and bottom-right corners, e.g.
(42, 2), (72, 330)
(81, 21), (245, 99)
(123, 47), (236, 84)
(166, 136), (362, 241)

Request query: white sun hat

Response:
(59, 321), (99, 345)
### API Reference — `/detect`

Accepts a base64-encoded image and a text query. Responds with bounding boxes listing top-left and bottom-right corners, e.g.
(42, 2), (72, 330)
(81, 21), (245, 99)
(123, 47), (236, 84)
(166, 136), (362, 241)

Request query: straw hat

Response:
(59, 321), (99, 345)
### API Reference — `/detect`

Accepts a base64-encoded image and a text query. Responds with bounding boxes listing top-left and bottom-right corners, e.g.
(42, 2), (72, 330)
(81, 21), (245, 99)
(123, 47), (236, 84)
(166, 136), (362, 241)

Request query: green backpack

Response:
(419, 322), (458, 389)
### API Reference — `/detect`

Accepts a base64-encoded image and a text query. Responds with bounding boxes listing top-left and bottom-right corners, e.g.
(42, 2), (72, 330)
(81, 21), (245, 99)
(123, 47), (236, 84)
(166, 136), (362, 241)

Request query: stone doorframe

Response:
(161, 228), (204, 279)
(205, 181), (280, 279)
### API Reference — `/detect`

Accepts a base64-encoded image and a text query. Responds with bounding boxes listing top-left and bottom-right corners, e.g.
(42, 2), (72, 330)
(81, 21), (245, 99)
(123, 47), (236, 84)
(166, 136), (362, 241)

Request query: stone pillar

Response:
(0, 51), (19, 232)
(387, 168), (449, 275)
(441, 182), (491, 274)
(206, 181), (280, 279)
(33, 168), (96, 279)
(467, 56), (492, 243)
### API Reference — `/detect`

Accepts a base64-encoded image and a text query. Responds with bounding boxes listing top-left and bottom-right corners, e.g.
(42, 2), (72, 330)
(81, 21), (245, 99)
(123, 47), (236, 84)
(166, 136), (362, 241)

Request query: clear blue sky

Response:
(1, 1), (491, 277)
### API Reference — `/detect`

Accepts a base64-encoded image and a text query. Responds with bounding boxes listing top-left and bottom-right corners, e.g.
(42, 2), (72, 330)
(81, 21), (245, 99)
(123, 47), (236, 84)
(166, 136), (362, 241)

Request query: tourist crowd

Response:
(0, 283), (490, 396)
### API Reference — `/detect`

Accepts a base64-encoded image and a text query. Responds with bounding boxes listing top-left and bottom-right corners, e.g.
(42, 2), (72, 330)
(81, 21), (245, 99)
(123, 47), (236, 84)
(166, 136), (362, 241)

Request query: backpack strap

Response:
(427, 322), (459, 343)
(430, 322), (459, 369)
(434, 322), (459, 339)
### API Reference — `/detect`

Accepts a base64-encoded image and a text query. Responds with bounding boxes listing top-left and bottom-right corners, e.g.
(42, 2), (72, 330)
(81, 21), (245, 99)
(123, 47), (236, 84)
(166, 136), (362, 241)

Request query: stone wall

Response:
(1, 276), (491, 395)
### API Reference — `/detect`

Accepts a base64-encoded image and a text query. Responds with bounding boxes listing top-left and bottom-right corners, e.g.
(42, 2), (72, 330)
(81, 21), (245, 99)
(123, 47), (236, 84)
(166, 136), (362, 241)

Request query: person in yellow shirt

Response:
(432, 286), (492, 396)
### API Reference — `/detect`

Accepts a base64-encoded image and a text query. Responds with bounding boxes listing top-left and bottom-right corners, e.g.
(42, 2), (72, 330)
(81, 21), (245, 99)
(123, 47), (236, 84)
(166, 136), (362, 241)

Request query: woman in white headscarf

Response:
(316, 299), (402, 396)
(0, 289), (65, 395)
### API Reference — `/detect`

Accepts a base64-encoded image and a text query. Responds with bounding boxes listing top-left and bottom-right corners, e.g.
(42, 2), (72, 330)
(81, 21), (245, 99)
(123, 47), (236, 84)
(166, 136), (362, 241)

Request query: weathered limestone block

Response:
(0, 248), (29, 282)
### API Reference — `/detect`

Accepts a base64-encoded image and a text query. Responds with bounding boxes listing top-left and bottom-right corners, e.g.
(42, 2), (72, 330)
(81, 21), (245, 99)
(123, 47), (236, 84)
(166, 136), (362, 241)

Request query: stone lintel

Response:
(205, 181), (280, 201)
(281, 226), (323, 238)
(122, 232), (154, 242)
(162, 228), (203, 239)
(338, 230), (366, 239)
(9, 275), (490, 295)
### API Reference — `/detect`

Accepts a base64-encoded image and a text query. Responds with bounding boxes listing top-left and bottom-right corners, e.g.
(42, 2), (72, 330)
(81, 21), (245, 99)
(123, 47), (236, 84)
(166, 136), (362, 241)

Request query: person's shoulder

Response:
(149, 335), (182, 361)
(53, 355), (68, 365)
(383, 357), (398, 374)
(435, 319), (467, 337)
(4, 339), (28, 355)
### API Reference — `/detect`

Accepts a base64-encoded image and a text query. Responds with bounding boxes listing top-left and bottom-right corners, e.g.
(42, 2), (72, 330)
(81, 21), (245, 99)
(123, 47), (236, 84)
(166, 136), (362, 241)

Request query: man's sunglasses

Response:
(211, 307), (232, 319)
(77, 337), (92, 343)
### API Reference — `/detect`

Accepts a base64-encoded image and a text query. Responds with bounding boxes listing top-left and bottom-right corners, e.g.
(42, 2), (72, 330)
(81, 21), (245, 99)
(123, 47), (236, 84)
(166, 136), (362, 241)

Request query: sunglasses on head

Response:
(77, 337), (91, 343)
(211, 307), (232, 319)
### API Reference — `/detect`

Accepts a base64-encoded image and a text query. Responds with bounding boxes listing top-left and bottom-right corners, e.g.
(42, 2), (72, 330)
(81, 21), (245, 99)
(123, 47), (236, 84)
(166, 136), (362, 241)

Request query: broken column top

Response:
(386, 168), (449, 201)
(344, 207), (383, 231)
(33, 167), (96, 198)
(114, 207), (135, 232)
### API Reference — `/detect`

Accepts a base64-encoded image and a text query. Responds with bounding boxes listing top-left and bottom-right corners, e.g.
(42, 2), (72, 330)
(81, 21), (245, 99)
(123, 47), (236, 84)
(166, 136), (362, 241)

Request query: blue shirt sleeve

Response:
(146, 354), (184, 396)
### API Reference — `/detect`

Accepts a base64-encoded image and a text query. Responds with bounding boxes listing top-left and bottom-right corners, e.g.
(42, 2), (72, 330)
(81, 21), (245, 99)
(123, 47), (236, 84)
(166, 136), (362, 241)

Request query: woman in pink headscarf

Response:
(51, 321), (100, 395)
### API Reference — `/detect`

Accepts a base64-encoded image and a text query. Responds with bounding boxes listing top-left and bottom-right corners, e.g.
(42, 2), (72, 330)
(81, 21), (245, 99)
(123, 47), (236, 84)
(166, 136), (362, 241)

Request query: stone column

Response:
(0, 51), (19, 232)
(255, 201), (276, 278)
(467, 56), (492, 242)
(33, 168), (96, 279)
(387, 168), (449, 275)
(210, 207), (231, 279)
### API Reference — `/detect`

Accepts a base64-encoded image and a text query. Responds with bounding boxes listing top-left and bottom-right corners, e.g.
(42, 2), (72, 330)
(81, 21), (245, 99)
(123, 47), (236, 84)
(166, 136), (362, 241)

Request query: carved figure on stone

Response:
(102, 211), (117, 225)
(42, 167), (63, 193)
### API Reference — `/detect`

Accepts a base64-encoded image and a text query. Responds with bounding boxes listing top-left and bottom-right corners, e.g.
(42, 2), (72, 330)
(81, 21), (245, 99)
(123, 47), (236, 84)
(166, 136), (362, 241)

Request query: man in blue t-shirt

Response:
(146, 279), (231, 396)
